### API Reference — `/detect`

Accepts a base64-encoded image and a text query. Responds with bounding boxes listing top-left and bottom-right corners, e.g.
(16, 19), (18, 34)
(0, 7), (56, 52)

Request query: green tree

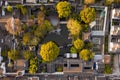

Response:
(34, 27), (46, 38)
(79, 49), (94, 61)
(29, 57), (38, 74)
(23, 32), (31, 45)
(44, 20), (53, 32)
(67, 19), (82, 37)
(30, 37), (40, 46)
(84, 41), (93, 49)
(16, 5), (28, 15)
(104, 64), (112, 74)
(6, 6), (12, 12)
(40, 41), (60, 62)
(8, 50), (20, 61)
(21, 6), (28, 15)
(105, 0), (113, 5)
(73, 39), (84, 51)
(1, 49), (9, 61)
(82, 24), (89, 32)
(70, 46), (77, 53)
(23, 51), (34, 60)
(34, 20), (53, 38)
(80, 7), (96, 24)
(56, 1), (71, 18)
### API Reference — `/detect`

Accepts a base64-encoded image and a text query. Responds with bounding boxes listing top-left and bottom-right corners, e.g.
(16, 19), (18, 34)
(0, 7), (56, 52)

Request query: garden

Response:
(1, 1), (97, 74)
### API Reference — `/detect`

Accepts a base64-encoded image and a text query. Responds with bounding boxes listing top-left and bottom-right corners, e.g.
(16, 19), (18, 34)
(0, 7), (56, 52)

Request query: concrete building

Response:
(90, 6), (108, 55)
(109, 8), (120, 53)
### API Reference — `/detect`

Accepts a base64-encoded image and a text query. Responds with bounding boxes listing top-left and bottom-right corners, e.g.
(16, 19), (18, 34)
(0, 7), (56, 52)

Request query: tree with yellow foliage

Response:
(67, 19), (82, 38)
(73, 38), (84, 52)
(5, 18), (22, 35)
(80, 7), (96, 24)
(6, 6), (12, 12)
(40, 41), (59, 62)
(29, 57), (38, 74)
(23, 32), (31, 45)
(84, 0), (95, 4)
(105, 0), (114, 5)
(16, 5), (28, 15)
(56, 1), (71, 18)
(79, 49), (94, 61)
(8, 49), (20, 61)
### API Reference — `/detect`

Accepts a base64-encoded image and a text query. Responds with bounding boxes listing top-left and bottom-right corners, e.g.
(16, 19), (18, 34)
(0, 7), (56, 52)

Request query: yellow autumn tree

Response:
(40, 41), (60, 62)
(5, 18), (22, 35)
(80, 7), (96, 24)
(67, 19), (82, 38)
(105, 0), (114, 5)
(23, 32), (31, 45)
(6, 5), (12, 12)
(84, 0), (95, 4)
(8, 49), (20, 61)
(73, 38), (84, 52)
(79, 49), (94, 61)
(56, 1), (71, 18)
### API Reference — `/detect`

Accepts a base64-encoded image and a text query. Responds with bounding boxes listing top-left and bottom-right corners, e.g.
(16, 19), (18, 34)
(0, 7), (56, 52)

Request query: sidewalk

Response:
(113, 54), (120, 75)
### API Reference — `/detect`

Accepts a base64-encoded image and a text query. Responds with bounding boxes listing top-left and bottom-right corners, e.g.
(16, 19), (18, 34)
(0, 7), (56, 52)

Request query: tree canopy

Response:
(6, 6), (12, 12)
(84, 0), (95, 4)
(37, 11), (45, 26)
(8, 50), (20, 61)
(73, 39), (84, 51)
(30, 37), (40, 46)
(29, 57), (38, 74)
(80, 7), (96, 24)
(34, 20), (53, 38)
(40, 41), (60, 62)
(56, 1), (71, 18)
(23, 32), (31, 45)
(104, 64), (112, 74)
(5, 18), (22, 35)
(79, 49), (94, 61)
(23, 50), (34, 60)
(23, 32), (40, 46)
(16, 5), (28, 15)
(67, 19), (82, 37)
(105, 0), (113, 5)
(84, 41), (93, 49)
(70, 46), (77, 53)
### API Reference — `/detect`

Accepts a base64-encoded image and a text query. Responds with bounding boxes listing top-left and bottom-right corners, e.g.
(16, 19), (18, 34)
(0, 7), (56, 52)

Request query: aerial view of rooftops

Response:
(0, 0), (120, 80)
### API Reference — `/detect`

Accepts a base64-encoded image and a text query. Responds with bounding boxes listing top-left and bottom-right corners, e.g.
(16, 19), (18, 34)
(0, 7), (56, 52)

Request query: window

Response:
(84, 67), (91, 69)
(71, 64), (79, 67)
(64, 64), (67, 67)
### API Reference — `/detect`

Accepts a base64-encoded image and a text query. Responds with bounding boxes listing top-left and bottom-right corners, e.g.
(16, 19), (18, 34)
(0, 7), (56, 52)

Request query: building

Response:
(63, 59), (83, 73)
(3, 0), (23, 5)
(109, 8), (120, 53)
(90, 6), (108, 55)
